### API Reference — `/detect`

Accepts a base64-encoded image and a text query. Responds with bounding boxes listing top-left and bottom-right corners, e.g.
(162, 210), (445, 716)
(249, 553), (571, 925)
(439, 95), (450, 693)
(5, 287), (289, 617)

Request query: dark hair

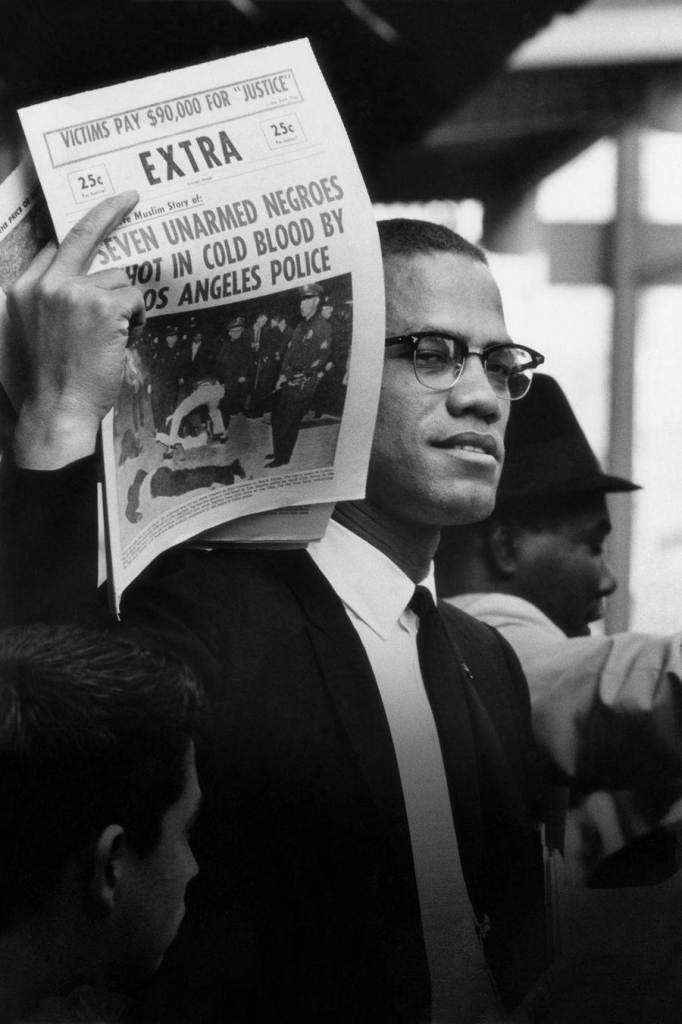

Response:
(377, 217), (488, 266)
(0, 625), (200, 926)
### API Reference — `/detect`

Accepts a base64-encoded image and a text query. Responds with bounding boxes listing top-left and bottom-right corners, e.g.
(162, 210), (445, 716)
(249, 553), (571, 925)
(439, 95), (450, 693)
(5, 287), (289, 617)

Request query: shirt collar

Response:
(308, 518), (436, 640)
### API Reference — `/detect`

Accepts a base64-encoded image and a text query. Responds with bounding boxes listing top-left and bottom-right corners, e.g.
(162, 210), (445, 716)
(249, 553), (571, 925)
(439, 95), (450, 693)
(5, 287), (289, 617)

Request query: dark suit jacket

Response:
(251, 324), (285, 402)
(214, 334), (254, 414)
(0, 456), (548, 1023)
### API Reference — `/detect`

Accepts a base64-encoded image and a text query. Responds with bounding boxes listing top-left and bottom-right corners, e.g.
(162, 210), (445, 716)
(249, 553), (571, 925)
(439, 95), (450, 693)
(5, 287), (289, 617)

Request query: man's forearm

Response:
(0, 449), (101, 626)
(13, 399), (101, 470)
(524, 631), (682, 788)
(7, 191), (144, 471)
(0, 193), (146, 625)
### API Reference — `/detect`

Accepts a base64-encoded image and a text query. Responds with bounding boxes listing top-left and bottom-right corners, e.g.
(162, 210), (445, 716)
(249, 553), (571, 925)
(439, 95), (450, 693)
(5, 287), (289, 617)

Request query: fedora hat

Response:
(496, 373), (639, 505)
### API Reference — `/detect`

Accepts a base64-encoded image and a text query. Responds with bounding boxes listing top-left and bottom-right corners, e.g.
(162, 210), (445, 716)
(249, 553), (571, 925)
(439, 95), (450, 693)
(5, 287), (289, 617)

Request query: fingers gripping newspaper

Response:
(20, 39), (384, 612)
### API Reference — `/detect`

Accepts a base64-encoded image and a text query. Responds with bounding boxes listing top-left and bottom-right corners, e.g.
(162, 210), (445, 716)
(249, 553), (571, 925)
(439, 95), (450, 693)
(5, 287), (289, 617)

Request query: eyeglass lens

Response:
(413, 334), (536, 399)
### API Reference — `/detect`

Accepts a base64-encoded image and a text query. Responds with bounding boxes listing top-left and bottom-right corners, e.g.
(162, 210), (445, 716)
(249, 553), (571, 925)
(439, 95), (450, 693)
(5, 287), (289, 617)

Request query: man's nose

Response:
(444, 353), (503, 421)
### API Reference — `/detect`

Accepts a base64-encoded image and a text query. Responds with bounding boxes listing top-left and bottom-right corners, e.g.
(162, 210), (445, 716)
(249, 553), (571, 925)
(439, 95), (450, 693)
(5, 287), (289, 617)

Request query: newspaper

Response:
(19, 39), (384, 611)
(0, 160), (330, 581)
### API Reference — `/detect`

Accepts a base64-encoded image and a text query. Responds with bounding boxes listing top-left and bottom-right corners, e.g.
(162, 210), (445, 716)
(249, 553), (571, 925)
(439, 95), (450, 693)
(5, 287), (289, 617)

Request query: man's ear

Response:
(485, 518), (520, 577)
(91, 824), (126, 914)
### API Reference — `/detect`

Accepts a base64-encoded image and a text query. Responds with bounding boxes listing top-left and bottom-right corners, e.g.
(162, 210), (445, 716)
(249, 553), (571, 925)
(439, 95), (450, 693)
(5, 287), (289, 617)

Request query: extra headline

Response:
(96, 175), (346, 311)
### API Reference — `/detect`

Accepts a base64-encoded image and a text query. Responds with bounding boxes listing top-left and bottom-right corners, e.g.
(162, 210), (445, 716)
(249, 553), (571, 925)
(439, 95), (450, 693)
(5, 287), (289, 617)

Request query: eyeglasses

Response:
(384, 333), (545, 400)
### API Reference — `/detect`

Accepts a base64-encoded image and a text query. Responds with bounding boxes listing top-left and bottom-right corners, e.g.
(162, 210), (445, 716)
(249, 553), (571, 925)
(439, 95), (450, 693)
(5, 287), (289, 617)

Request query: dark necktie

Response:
(410, 588), (552, 1011)
(408, 585), (488, 907)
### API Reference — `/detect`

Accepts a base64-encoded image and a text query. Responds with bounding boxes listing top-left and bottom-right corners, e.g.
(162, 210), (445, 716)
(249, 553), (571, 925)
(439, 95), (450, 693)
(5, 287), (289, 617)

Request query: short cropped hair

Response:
(0, 625), (201, 927)
(377, 217), (488, 266)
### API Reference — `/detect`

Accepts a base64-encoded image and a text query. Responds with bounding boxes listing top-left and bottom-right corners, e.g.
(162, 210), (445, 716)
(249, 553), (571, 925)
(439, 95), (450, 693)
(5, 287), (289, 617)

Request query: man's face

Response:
(115, 743), (201, 984)
(228, 326), (244, 341)
(300, 296), (318, 319)
(321, 304), (333, 320)
(512, 496), (617, 637)
(366, 251), (511, 529)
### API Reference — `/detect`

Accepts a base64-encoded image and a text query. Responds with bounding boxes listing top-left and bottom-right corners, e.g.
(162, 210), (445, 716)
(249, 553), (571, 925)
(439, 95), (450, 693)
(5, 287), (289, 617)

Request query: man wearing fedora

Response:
(267, 281), (332, 467)
(435, 373), (682, 883)
(436, 371), (682, 1021)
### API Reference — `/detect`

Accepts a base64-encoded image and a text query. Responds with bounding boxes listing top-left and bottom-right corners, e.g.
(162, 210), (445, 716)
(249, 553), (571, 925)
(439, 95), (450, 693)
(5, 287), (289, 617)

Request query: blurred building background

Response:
(2, 0), (682, 634)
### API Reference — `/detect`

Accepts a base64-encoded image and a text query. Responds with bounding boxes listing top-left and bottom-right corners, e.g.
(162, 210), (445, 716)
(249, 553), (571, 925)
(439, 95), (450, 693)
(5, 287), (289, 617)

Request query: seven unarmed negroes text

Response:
(96, 177), (347, 311)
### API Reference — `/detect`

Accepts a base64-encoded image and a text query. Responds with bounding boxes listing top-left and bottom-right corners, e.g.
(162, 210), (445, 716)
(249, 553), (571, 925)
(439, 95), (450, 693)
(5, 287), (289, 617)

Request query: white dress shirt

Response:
(309, 521), (503, 1022)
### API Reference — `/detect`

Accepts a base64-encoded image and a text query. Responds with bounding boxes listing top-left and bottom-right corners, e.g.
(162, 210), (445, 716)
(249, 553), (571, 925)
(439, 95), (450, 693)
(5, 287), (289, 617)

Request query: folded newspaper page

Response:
(0, 159), (50, 425)
(20, 39), (384, 610)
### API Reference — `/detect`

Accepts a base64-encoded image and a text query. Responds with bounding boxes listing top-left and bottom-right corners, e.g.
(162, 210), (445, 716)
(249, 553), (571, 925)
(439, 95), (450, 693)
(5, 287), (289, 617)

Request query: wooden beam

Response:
(542, 222), (682, 284)
(605, 125), (640, 634)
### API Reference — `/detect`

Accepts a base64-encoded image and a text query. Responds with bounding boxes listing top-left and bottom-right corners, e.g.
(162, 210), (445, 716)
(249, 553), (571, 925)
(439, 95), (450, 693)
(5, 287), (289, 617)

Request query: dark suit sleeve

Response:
(0, 449), (102, 627)
(0, 446), (223, 693)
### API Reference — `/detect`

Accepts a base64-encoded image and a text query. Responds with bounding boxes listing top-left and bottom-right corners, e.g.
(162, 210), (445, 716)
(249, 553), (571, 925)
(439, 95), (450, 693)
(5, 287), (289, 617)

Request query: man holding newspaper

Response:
(2, 191), (552, 1022)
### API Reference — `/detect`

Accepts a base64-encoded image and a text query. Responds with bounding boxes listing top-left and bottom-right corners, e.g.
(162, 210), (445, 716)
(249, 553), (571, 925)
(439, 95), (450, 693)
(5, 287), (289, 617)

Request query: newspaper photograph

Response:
(19, 39), (384, 609)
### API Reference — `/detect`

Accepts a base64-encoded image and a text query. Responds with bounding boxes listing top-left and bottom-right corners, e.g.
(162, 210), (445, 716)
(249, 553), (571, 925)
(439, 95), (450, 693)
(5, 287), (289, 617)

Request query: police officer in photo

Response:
(214, 314), (253, 437)
(266, 282), (332, 468)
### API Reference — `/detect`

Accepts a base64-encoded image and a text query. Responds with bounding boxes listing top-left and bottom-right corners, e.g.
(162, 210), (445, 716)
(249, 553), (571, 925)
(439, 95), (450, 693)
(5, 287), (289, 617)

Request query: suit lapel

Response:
(256, 549), (415, 851)
(256, 549), (431, 1015)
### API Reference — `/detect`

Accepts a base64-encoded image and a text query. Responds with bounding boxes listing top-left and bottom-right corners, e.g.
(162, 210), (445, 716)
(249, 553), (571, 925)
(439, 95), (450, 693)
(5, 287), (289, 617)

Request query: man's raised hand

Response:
(8, 191), (145, 468)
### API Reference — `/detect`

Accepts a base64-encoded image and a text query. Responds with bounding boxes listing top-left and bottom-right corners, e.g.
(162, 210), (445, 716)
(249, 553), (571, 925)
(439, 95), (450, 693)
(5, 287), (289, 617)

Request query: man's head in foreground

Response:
(368, 219), (544, 536)
(435, 373), (639, 636)
(0, 625), (201, 1020)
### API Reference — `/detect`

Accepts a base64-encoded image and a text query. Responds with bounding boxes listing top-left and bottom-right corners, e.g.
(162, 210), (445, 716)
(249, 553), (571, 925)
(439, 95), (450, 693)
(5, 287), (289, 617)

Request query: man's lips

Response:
(431, 431), (501, 460)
